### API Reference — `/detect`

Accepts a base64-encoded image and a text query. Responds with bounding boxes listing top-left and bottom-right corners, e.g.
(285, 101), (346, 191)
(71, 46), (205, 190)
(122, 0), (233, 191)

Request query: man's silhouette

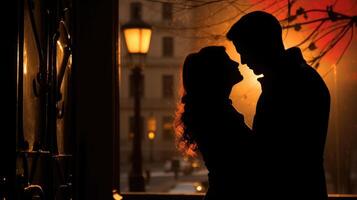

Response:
(227, 11), (330, 199)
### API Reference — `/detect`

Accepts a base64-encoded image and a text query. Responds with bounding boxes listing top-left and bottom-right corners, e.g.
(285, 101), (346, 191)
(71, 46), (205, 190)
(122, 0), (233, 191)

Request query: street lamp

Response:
(147, 115), (157, 163)
(122, 19), (152, 192)
(122, 20), (152, 54)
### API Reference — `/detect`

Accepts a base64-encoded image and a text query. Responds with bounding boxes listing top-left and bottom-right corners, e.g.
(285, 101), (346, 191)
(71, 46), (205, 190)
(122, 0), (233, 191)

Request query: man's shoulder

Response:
(283, 47), (324, 84)
(293, 63), (322, 84)
(299, 63), (330, 98)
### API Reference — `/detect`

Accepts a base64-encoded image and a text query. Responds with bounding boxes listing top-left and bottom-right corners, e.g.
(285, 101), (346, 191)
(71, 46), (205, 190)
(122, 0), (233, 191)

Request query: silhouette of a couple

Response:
(175, 11), (330, 200)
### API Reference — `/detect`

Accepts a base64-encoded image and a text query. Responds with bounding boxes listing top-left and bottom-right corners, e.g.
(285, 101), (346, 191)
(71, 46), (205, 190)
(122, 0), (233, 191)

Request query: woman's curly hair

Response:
(174, 46), (227, 157)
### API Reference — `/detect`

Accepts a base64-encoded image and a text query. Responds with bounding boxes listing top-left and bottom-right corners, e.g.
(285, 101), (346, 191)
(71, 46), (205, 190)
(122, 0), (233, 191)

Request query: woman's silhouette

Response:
(175, 46), (255, 199)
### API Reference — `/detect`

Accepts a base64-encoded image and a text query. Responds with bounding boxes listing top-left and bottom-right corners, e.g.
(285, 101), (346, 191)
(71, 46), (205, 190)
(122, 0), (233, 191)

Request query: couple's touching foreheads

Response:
(174, 11), (330, 200)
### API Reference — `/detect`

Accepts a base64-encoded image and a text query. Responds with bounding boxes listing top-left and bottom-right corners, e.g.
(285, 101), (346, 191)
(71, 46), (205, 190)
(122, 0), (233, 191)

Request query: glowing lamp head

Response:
(147, 115), (157, 140)
(148, 131), (156, 140)
(122, 20), (152, 55)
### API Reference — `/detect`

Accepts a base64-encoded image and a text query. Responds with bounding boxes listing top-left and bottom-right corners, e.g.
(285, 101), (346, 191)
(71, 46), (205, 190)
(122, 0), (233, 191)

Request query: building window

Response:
(162, 75), (174, 98)
(129, 74), (144, 97)
(130, 2), (142, 20)
(162, 37), (174, 57)
(162, 2), (173, 21)
(129, 116), (145, 140)
(162, 116), (174, 141)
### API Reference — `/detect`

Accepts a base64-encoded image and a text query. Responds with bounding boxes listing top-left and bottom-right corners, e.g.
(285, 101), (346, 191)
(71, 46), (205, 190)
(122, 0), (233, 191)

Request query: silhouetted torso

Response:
(193, 99), (254, 200)
(253, 47), (330, 200)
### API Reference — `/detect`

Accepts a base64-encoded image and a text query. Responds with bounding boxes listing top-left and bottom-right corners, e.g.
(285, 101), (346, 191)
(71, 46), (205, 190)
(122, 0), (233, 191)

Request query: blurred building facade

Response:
(119, 0), (195, 165)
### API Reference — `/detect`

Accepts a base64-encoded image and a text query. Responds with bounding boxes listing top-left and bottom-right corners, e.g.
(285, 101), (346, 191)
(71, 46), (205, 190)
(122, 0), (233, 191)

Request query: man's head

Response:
(227, 11), (285, 75)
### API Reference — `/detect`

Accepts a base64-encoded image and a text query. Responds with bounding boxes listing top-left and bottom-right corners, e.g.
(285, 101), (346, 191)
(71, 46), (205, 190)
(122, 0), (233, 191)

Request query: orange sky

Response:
(253, 0), (357, 61)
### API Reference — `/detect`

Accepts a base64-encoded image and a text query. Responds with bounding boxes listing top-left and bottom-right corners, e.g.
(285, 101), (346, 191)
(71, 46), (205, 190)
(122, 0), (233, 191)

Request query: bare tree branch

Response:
(147, 0), (357, 67)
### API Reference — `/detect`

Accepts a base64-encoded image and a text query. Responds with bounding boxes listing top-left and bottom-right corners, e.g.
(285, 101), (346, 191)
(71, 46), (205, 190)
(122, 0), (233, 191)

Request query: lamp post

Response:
(122, 19), (152, 192)
(147, 115), (157, 163)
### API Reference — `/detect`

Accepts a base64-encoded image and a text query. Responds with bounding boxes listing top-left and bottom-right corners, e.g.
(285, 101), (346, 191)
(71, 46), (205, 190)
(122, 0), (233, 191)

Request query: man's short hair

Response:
(226, 11), (283, 49)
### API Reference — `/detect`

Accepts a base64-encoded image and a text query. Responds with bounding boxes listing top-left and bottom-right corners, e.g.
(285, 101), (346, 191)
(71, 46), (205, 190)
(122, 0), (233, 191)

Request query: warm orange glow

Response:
(112, 189), (123, 200)
(57, 40), (64, 52)
(226, 45), (262, 128)
(191, 161), (199, 168)
(56, 40), (64, 73)
(195, 185), (203, 192)
(163, 123), (172, 129)
(147, 115), (157, 132)
(148, 131), (155, 140)
(23, 42), (28, 75)
(194, 182), (204, 192)
(251, 0), (357, 63)
(123, 28), (152, 54)
(68, 55), (72, 69)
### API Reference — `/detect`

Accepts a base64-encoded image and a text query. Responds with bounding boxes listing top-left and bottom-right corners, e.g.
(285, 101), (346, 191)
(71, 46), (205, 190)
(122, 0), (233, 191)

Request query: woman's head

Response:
(175, 46), (243, 156)
(182, 46), (242, 102)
